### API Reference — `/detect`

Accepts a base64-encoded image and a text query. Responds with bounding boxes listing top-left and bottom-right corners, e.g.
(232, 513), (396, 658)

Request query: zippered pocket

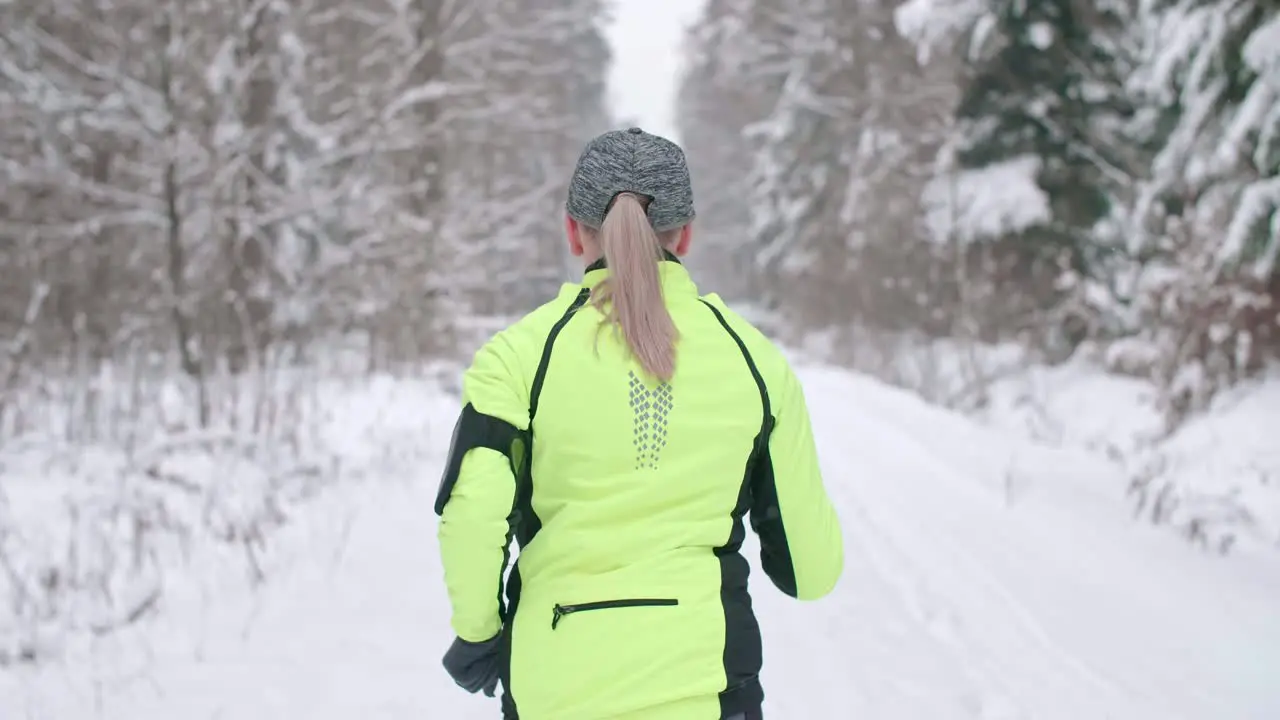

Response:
(551, 598), (678, 630)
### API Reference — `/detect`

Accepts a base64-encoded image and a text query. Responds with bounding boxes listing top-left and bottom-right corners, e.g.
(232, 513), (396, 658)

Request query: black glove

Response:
(442, 633), (502, 697)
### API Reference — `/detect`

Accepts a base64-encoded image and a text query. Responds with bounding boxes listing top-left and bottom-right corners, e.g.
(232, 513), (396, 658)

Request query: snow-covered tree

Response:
(895, 0), (1279, 411)
(1117, 1), (1280, 419)
(746, 0), (853, 320)
(0, 0), (614, 657)
(0, 0), (614, 373)
(679, 0), (961, 343)
(676, 0), (795, 302)
(902, 0), (1142, 352)
(1129, 1), (1279, 273)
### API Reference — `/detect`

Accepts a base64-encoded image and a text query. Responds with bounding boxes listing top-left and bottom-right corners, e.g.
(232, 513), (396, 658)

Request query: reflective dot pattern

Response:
(628, 371), (674, 470)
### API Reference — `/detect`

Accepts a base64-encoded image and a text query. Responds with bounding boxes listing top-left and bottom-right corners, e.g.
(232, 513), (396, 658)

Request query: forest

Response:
(1, 0), (1277, 671)
(1, 0), (608, 404)
(0, 0), (613, 662)
(679, 0), (1279, 426)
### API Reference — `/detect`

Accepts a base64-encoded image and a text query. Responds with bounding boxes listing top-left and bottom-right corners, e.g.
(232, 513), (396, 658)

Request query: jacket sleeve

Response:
(750, 359), (843, 601)
(436, 332), (530, 643)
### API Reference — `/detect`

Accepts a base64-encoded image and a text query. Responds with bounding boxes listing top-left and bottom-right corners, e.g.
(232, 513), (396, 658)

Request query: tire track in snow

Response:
(800, 367), (1180, 719)
(841, 405), (1123, 689)
(834, 492), (1028, 719)
(838, 379), (1186, 717)
(829, 451), (1058, 720)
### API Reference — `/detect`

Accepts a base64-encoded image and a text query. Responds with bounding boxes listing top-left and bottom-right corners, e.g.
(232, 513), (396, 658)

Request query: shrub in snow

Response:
(1125, 378), (1280, 554)
(977, 352), (1280, 554)
(1117, 218), (1279, 429)
(0, 367), (446, 666)
(0, 435), (325, 666)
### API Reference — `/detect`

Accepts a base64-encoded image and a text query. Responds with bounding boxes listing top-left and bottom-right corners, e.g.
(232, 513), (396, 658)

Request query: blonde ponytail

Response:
(589, 193), (679, 382)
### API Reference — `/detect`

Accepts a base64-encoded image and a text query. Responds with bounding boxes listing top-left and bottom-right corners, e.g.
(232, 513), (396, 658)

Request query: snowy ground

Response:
(3, 363), (1280, 719)
(792, 328), (1280, 555)
(977, 358), (1280, 555)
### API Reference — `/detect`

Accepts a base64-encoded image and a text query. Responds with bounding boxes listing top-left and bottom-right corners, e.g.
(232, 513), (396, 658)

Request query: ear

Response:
(565, 216), (585, 257)
(672, 224), (693, 257)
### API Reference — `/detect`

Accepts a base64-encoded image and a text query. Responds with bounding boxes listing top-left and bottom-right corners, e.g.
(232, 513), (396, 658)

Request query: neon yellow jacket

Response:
(436, 258), (843, 719)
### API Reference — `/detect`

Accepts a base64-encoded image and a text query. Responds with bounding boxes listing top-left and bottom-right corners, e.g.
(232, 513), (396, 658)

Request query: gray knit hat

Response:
(566, 127), (696, 232)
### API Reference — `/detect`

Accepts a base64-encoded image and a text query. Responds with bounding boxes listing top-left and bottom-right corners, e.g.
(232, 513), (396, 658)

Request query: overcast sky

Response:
(604, 0), (706, 142)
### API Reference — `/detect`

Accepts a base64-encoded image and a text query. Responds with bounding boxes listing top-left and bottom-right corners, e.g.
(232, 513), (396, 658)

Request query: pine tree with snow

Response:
(943, 0), (1136, 335)
(1128, 0), (1279, 276)
(1118, 0), (1280, 419)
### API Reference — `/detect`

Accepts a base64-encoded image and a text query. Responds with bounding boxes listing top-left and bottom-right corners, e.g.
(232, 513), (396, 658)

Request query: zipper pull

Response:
(552, 604), (573, 630)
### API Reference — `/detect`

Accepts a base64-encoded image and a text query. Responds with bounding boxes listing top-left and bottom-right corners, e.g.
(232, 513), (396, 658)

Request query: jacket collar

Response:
(583, 248), (681, 274)
(580, 249), (696, 296)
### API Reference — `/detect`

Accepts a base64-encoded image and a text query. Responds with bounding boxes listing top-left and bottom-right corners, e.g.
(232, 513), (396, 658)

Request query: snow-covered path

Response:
(776, 367), (1280, 719)
(5, 365), (1280, 719)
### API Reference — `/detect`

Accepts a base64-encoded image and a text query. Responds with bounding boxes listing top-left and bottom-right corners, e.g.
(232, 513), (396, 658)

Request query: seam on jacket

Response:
(501, 287), (591, 720)
(700, 298), (771, 716)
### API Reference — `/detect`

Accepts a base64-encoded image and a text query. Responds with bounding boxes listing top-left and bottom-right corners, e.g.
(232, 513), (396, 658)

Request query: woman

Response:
(434, 127), (843, 720)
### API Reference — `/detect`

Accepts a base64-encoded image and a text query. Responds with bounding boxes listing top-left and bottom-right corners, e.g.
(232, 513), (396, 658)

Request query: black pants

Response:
(725, 708), (763, 720)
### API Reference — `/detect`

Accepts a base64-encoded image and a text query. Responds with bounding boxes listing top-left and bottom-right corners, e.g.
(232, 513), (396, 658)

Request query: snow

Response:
(893, 0), (989, 64)
(1142, 378), (1280, 549)
(1243, 14), (1280, 77)
(1027, 22), (1054, 50)
(979, 357), (1280, 554)
(1222, 176), (1280, 278)
(923, 155), (1052, 244)
(1128, 3), (1280, 277)
(978, 357), (1166, 454)
(0, 366), (461, 669)
(4, 362), (1280, 719)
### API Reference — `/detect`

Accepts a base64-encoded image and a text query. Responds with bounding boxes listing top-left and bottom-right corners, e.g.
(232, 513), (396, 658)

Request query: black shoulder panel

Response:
(434, 403), (529, 516)
(701, 298), (774, 714)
